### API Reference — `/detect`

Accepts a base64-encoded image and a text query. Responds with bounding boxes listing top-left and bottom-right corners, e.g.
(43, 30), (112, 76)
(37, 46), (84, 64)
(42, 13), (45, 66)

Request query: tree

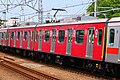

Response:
(87, 0), (120, 18)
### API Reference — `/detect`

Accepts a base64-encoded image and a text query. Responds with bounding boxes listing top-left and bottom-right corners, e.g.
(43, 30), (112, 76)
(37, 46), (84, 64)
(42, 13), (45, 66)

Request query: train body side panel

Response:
(91, 23), (105, 60)
(41, 27), (52, 53)
(55, 26), (68, 55)
(71, 24), (86, 58)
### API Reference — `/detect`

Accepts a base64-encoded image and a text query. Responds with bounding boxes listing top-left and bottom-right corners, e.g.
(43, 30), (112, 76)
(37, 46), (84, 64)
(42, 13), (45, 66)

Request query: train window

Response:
(52, 29), (56, 42)
(0, 32), (1, 39)
(68, 29), (72, 43)
(76, 30), (84, 44)
(28, 31), (31, 38)
(4, 32), (6, 39)
(88, 29), (94, 43)
(18, 32), (20, 40)
(44, 30), (50, 42)
(24, 31), (27, 40)
(11, 32), (14, 39)
(58, 30), (65, 43)
(98, 29), (102, 45)
(39, 30), (42, 40)
(2, 32), (4, 39)
(32, 31), (34, 40)
(109, 29), (115, 46)
(36, 31), (38, 41)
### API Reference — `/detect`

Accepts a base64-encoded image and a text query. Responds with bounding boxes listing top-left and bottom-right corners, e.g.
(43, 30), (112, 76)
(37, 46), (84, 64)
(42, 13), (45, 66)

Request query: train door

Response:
(86, 28), (94, 59)
(20, 31), (22, 48)
(27, 31), (30, 49)
(66, 28), (73, 55)
(38, 30), (42, 51)
(14, 32), (16, 47)
(51, 29), (56, 53)
(106, 27), (120, 63)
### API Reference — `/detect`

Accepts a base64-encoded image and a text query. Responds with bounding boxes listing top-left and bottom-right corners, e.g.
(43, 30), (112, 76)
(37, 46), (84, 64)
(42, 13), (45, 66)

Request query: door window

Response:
(36, 31), (38, 41)
(18, 32), (20, 40)
(109, 29), (115, 46)
(39, 30), (42, 40)
(88, 29), (94, 43)
(52, 29), (56, 42)
(68, 29), (72, 43)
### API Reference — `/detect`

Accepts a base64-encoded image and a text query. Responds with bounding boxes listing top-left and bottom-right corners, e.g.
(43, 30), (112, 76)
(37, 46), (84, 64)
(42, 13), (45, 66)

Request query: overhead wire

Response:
(73, 0), (92, 15)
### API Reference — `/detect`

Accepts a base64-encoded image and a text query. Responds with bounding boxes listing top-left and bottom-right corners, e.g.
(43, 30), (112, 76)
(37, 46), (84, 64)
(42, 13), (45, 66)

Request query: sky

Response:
(0, 0), (93, 22)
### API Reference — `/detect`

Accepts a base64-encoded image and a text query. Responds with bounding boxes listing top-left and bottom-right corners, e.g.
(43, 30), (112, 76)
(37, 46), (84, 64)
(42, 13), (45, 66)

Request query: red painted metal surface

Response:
(107, 48), (119, 54)
(6, 21), (106, 61)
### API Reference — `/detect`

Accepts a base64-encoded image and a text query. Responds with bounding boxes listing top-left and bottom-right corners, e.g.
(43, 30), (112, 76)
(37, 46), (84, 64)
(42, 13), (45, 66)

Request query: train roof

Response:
(108, 17), (120, 22)
(6, 18), (108, 30)
(108, 17), (120, 27)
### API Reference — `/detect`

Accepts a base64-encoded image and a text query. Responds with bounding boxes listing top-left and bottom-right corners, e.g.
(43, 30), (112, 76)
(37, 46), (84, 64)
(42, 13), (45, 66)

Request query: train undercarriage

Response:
(0, 45), (120, 78)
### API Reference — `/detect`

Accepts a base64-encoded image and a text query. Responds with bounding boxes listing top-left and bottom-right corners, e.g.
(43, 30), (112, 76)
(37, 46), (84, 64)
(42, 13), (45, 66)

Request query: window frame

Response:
(32, 31), (34, 41)
(1, 32), (4, 39)
(44, 30), (50, 42)
(24, 31), (27, 40)
(52, 29), (56, 42)
(35, 31), (38, 41)
(11, 32), (14, 40)
(68, 28), (72, 43)
(58, 30), (65, 43)
(97, 29), (103, 46)
(75, 29), (85, 44)
(39, 30), (42, 40)
(109, 29), (115, 46)
(17, 32), (20, 40)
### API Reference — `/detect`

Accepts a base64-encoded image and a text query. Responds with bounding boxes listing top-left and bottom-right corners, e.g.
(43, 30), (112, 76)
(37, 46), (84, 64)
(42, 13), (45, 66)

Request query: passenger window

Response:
(58, 30), (65, 43)
(98, 29), (102, 45)
(52, 29), (56, 42)
(11, 32), (14, 39)
(76, 30), (84, 44)
(18, 32), (20, 40)
(24, 31), (27, 40)
(44, 30), (50, 42)
(36, 31), (38, 41)
(109, 29), (115, 46)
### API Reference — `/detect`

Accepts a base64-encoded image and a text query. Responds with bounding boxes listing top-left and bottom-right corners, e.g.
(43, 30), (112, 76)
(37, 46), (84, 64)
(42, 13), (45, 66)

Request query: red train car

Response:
(2, 17), (120, 77)
(0, 28), (8, 47)
(33, 19), (107, 61)
(8, 26), (34, 51)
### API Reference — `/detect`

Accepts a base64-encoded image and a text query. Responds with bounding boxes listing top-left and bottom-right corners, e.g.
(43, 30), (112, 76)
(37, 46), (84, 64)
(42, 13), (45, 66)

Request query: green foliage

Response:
(87, 0), (120, 18)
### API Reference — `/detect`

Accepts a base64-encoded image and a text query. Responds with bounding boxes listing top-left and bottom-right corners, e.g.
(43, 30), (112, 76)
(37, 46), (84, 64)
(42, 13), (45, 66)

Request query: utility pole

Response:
(94, 0), (97, 17)
(38, 0), (43, 24)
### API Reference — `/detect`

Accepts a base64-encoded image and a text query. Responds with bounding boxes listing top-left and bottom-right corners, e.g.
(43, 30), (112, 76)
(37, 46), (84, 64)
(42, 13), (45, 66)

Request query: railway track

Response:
(0, 57), (60, 80)
(0, 52), (118, 80)
(39, 62), (117, 80)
